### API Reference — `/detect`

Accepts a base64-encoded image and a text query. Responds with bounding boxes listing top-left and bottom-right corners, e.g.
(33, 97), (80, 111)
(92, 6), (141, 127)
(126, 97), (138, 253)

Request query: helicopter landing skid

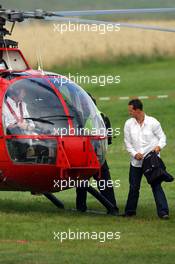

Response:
(43, 186), (117, 215)
(85, 186), (117, 215)
(43, 192), (64, 209)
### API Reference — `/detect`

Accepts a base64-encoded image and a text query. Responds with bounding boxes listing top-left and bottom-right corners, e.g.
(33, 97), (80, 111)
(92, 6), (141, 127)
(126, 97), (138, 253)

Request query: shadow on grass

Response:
(0, 196), (110, 218)
(0, 194), (174, 222)
(0, 197), (68, 215)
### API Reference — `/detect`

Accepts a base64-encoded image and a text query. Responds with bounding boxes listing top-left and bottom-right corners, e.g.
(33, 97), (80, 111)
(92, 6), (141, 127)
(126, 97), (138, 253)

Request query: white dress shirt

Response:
(3, 97), (34, 132)
(124, 114), (166, 167)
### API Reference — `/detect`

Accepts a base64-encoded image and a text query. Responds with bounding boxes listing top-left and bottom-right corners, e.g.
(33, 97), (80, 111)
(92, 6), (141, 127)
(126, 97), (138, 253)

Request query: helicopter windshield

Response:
(2, 76), (107, 164)
(2, 78), (69, 136)
(49, 76), (107, 164)
(3, 77), (106, 136)
(49, 76), (106, 136)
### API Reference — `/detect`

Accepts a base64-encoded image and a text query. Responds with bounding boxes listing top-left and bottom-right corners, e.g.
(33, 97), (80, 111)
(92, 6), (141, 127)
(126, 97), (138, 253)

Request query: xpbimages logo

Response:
(53, 178), (121, 191)
(53, 74), (121, 87)
(53, 125), (121, 138)
(53, 229), (121, 243)
(53, 22), (120, 35)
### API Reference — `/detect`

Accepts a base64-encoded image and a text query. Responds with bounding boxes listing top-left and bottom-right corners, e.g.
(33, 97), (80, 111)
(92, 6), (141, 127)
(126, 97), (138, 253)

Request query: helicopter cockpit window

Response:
(2, 77), (70, 164)
(49, 77), (106, 136)
(6, 138), (57, 164)
(3, 78), (69, 135)
(49, 77), (107, 164)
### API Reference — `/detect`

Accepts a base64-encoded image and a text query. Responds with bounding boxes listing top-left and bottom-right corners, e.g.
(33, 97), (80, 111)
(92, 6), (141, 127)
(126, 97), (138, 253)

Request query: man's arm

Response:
(152, 119), (166, 153)
(23, 103), (35, 130)
(3, 103), (14, 129)
(124, 122), (138, 158)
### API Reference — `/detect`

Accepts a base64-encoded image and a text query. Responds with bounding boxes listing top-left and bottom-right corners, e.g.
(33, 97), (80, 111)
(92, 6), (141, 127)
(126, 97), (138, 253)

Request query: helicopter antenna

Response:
(37, 54), (41, 71)
(37, 46), (44, 75)
(37, 54), (45, 75)
(36, 47), (43, 72)
(31, 21), (45, 75)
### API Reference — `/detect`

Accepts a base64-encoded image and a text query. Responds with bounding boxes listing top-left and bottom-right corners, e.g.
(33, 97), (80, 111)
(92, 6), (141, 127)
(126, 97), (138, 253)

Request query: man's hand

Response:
(153, 146), (161, 154)
(134, 153), (143, 160)
(18, 121), (28, 130)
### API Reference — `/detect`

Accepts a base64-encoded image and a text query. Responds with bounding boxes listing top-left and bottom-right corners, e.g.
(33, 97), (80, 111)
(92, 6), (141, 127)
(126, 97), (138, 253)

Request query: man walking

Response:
(124, 99), (169, 219)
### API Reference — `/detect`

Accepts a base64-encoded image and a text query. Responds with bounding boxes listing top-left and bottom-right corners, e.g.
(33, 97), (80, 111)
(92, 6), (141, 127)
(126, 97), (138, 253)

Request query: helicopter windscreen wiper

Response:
(24, 115), (74, 124)
(39, 115), (74, 119)
(24, 117), (55, 125)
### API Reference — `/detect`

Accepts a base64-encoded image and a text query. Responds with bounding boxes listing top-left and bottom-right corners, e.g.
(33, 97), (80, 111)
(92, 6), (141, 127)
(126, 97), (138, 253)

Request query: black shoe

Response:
(107, 209), (119, 216)
(77, 207), (87, 212)
(159, 214), (169, 220)
(121, 212), (136, 217)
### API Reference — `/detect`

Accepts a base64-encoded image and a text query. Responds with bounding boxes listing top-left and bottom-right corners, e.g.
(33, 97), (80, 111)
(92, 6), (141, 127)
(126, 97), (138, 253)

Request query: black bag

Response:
(142, 151), (174, 184)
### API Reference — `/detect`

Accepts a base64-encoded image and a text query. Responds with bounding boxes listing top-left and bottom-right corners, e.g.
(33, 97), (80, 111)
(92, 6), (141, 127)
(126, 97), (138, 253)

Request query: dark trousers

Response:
(76, 160), (119, 212)
(125, 165), (169, 217)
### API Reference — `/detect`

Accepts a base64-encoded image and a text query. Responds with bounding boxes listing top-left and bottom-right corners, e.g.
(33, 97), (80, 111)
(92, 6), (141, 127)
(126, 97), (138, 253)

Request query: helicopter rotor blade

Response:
(14, 7), (175, 21)
(0, 7), (175, 33)
(0, 7), (175, 22)
(119, 21), (175, 32)
(45, 17), (175, 33)
(46, 8), (175, 17)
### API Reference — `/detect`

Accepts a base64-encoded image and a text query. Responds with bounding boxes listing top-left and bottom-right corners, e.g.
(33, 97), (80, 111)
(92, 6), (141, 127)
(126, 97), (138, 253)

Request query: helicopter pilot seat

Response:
(3, 93), (55, 163)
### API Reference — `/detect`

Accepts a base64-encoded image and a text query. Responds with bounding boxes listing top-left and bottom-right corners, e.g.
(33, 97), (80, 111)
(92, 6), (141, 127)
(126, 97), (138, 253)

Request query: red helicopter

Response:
(0, 6), (174, 212)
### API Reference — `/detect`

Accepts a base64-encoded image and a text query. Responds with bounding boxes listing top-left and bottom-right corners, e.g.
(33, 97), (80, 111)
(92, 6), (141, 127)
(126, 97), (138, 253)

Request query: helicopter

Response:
(0, 6), (174, 213)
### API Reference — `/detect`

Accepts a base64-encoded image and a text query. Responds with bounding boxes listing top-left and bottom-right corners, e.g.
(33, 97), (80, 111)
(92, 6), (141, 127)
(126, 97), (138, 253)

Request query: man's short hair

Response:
(128, 99), (143, 110)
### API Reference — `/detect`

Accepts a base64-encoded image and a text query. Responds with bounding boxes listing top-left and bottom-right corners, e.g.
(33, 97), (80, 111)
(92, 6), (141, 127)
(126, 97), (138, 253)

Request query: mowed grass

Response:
(0, 57), (175, 263)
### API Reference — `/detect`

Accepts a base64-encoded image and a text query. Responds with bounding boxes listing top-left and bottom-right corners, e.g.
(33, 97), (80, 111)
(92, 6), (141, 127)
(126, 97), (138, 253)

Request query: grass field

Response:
(0, 57), (174, 263)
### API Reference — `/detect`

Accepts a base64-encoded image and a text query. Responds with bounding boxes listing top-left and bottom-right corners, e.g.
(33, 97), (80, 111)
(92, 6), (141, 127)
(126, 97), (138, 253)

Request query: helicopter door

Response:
(2, 77), (70, 164)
